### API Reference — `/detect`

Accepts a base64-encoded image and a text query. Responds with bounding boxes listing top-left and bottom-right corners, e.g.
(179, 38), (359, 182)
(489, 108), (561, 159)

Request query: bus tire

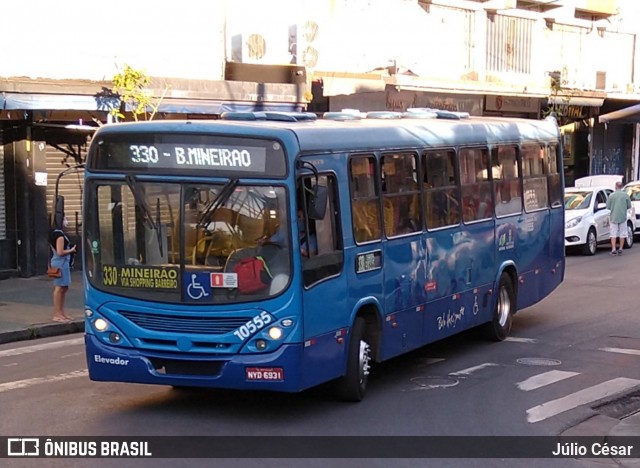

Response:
(483, 273), (514, 341)
(335, 317), (371, 402)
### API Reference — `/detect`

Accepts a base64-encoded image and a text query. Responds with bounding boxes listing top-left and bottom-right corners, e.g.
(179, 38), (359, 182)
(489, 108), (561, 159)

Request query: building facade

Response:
(0, 0), (639, 277)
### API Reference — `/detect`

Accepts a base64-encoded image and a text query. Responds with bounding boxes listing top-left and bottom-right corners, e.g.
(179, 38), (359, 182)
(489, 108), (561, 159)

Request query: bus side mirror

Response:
(308, 185), (328, 220)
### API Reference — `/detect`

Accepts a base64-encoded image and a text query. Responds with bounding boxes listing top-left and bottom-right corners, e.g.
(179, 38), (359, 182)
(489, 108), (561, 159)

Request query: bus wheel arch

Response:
(335, 306), (380, 402)
(483, 268), (516, 341)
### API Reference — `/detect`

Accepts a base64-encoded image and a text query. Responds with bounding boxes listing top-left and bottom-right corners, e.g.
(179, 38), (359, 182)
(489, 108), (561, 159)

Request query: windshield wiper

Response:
(125, 175), (165, 257)
(155, 197), (164, 257)
(196, 179), (239, 230)
(125, 174), (159, 233)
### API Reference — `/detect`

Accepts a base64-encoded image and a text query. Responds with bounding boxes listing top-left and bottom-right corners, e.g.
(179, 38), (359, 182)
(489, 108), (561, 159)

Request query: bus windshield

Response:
(84, 179), (291, 304)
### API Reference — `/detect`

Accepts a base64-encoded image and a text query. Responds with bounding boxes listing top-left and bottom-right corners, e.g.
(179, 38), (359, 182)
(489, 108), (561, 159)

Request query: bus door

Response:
(520, 144), (553, 305)
(297, 173), (348, 389)
(380, 152), (425, 358)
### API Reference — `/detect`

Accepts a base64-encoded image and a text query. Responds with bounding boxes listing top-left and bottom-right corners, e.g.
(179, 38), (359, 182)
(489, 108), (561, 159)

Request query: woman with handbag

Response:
(49, 216), (76, 322)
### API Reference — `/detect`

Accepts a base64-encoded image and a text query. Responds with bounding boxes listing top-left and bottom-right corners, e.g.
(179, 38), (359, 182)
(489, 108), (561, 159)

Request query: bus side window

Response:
(423, 149), (460, 229)
(349, 156), (381, 243)
(381, 152), (420, 237)
(547, 144), (563, 208)
(460, 147), (492, 223)
(522, 144), (549, 212)
(493, 146), (522, 217)
(299, 174), (344, 288)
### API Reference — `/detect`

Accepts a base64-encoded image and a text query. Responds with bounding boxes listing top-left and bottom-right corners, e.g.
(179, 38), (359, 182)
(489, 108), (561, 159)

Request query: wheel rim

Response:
(588, 232), (597, 254)
(358, 340), (371, 385)
(627, 226), (634, 246)
(497, 285), (511, 327)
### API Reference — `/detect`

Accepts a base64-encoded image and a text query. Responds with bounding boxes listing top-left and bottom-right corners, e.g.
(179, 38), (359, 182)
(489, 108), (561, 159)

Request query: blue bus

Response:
(81, 109), (565, 401)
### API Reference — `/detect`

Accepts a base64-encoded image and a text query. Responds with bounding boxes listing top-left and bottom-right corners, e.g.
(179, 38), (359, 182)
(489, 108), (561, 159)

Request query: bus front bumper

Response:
(85, 334), (305, 392)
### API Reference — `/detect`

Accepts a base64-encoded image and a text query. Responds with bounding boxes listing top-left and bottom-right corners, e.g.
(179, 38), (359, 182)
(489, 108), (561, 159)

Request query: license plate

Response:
(245, 367), (284, 381)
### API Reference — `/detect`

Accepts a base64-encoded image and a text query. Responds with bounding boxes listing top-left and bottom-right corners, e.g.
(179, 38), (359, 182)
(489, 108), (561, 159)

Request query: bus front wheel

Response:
(335, 317), (371, 402)
(483, 273), (514, 341)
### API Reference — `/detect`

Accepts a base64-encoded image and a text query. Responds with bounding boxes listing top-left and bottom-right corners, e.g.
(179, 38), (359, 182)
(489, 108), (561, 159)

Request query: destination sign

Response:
(90, 133), (287, 177)
(102, 265), (179, 290)
(127, 144), (267, 172)
(355, 250), (382, 274)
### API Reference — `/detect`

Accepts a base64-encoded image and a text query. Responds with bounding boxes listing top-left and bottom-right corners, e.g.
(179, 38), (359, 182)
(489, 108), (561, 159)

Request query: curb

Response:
(0, 321), (84, 345)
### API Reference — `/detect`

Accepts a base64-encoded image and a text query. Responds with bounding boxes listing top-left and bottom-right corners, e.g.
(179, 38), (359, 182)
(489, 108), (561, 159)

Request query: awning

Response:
(156, 98), (304, 114)
(2, 93), (305, 114)
(599, 104), (640, 124)
(1, 92), (107, 111)
(548, 96), (604, 107)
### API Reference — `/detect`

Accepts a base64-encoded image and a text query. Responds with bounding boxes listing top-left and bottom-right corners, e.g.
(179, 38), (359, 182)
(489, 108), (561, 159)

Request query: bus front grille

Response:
(148, 357), (225, 376)
(118, 310), (250, 335)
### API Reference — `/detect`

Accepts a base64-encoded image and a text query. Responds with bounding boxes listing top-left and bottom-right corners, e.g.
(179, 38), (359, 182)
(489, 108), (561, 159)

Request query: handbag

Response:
(47, 265), (62, 278)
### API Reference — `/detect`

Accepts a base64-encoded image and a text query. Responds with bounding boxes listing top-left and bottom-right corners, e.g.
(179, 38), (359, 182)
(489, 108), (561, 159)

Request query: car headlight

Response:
(565, 217), (582, 229)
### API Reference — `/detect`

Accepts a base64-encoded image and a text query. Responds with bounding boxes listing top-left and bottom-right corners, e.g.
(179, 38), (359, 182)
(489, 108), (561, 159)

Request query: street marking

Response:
(599, 347), (640, 356)
(0, 370), (88, 394)
(0, 337), (84, 358)
(417, 358), (446, 366)
(517, 370), (580, 391)
(505, 337), (537, 343)
(449, 363), (499, 376)
(526, 377), (640, 423)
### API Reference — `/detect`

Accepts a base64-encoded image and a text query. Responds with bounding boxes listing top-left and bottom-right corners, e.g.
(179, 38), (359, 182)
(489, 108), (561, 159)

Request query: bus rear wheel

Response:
(483, 273), (514, 341)
(335, 317), (371, 402)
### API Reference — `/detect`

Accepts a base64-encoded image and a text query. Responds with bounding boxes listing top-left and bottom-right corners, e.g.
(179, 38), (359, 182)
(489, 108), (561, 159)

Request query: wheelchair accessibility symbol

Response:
(184, 272), (211, 301)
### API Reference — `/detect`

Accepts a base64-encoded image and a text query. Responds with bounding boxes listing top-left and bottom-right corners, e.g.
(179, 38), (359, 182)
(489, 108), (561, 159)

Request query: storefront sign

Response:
(485, 95), (540, 114)
(385, 87), (483, 115)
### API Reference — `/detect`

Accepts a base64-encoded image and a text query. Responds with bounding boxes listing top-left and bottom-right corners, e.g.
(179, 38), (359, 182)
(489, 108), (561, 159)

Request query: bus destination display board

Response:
(127, 144), (267, 172)
(91, 134), (286, 177)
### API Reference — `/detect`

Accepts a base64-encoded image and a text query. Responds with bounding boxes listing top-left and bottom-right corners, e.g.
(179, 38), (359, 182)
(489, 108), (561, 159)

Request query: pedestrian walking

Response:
(49, 216), (77, 322)
(606, 181), (631, 256)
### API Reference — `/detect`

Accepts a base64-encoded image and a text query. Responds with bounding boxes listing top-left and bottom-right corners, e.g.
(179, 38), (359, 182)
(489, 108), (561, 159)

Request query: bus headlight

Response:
(85, 309), (94, 318)
(268, 327), (283, 340)
(93, 318), (109, 332)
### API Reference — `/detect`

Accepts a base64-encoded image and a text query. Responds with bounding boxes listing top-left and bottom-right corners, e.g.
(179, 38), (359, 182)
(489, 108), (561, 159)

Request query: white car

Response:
(565, 184), (635, 255)
(623, 181), (640, 236)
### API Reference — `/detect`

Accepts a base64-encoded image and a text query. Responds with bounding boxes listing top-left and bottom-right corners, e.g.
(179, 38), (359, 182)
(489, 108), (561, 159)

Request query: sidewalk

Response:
(1, 271), (640, 464)
(0, 270), (84, 345)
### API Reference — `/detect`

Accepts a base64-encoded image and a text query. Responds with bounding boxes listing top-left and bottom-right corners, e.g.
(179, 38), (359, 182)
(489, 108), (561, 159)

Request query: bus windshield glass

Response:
(84, 180), (291, 304)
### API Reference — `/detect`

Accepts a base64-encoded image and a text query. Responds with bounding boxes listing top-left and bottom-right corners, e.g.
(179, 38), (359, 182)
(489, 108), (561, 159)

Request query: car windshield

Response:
(84, 180), (291, 304)
(625, 185), (640, 201)
(564, 191), (593, 210)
